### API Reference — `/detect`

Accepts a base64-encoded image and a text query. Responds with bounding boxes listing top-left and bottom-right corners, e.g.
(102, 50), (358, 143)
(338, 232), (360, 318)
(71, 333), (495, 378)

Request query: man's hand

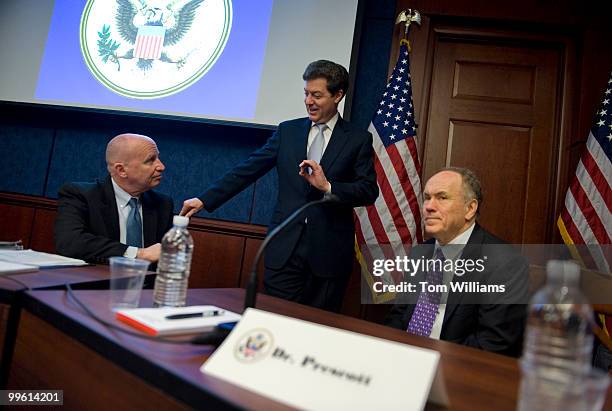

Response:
(137, 243), (161, 262)
(180, 197), (204, 218)
(299, 159), (331, 192)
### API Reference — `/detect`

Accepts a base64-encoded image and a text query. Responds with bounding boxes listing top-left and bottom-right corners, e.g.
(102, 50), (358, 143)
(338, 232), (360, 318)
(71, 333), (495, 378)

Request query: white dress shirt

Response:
(428, 222), (476, 339)
(111, 178), (143, 258)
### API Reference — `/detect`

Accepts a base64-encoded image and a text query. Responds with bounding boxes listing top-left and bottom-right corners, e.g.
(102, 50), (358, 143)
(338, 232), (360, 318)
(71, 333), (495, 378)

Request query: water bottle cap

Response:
(173, 215), (189, 227)
(546, 260), (580, 285)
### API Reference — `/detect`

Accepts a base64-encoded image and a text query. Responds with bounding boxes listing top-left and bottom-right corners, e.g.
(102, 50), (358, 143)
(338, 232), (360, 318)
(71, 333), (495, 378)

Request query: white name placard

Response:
(201, 308), (448, 410)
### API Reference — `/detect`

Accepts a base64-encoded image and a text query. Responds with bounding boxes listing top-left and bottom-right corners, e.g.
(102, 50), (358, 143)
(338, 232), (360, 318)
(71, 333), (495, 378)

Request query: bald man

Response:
(54, 133), (173, 263)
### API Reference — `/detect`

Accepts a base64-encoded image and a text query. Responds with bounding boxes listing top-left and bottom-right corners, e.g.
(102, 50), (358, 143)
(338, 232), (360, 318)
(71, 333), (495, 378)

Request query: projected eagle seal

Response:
(80, 0), (232, 99)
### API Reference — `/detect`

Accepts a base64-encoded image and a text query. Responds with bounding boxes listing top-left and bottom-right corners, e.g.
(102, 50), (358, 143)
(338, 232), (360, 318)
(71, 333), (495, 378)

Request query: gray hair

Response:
(438, 167), (482, 214)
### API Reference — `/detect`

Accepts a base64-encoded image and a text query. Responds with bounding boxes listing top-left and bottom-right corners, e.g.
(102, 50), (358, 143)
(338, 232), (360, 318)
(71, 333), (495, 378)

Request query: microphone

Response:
(190, 193), (339, 345)
(244, 193), (340, 309)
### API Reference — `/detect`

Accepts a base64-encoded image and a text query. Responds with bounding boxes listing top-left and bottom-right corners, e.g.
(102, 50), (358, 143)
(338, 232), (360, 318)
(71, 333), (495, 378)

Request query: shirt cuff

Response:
(124, 246), (138, 259)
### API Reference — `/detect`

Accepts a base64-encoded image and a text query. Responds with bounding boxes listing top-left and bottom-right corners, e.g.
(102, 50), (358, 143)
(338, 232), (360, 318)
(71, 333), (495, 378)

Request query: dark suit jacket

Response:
(385, 224), (528, 356)
(54, 175), (174, 264)
(201, 116), (378, 277)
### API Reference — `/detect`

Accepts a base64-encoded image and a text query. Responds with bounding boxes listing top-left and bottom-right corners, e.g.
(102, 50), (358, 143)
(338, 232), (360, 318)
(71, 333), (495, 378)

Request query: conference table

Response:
(7, 275), (611, 410)
(0, 265), (131, 387)
(0, 264), (115, 301)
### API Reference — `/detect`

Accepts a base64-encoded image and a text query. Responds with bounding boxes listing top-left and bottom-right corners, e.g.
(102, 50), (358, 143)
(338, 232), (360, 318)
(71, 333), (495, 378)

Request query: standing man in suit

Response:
(181, 60), (378, 311)
(385, 168), (528, 356)
(54, 133), (174, 264)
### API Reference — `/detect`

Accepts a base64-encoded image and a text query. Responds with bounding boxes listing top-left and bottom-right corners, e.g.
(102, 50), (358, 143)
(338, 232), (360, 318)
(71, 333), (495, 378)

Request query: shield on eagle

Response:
(80, 0), (233, 98)
(134, 25), (166, 60)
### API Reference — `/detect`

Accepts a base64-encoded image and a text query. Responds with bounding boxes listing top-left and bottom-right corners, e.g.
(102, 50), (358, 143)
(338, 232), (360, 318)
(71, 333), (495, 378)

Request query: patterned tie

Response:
(407, 248), (445, 337)
(126, 197), (143, 248)
(307, 123), (326, 165)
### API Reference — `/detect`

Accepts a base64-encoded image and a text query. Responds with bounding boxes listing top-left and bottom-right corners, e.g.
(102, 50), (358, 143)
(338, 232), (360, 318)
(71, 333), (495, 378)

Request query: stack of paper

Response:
(0, 261), (39, 275)
(0, 249), (86, 268)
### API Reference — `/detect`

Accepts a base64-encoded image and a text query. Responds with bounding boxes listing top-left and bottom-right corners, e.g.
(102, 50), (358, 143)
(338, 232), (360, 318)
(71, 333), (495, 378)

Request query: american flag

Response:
(557, 71), (611, 274)
(134, 25), (166, 60)
(354, 42), (423, 301)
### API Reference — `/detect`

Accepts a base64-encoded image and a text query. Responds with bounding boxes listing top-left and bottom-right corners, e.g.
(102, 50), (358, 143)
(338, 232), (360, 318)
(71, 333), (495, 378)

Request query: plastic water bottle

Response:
(517, 260), (595, 411)
(153, 215), (194, 307)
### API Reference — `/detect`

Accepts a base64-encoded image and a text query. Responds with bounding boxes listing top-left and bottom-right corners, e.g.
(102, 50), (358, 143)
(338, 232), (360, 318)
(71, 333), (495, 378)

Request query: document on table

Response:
(0, 249), (87, 268)
(0, 261), (39, 275)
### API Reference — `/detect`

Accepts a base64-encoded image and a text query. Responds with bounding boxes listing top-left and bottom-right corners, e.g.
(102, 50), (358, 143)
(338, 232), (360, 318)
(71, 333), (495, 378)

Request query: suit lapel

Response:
(101, 176), (121, 242)
(320, 116), (349, 173)
(293, 118), (311, 166)
(442, 224), (484, 326)
(141, 191), (158, 247)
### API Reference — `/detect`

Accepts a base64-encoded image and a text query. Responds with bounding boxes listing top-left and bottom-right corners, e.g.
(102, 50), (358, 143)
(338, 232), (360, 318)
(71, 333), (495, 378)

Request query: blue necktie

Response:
(126, 197), (143, 248)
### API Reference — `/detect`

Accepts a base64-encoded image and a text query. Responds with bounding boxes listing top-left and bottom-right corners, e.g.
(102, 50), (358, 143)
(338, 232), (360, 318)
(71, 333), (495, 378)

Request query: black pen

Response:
(165, 310), (224, 320)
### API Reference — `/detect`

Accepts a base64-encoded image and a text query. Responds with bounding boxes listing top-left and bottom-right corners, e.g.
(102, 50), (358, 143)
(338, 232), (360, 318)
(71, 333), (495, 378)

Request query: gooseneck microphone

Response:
(191, 193), (339, 345)
(244, 193), (340, 309)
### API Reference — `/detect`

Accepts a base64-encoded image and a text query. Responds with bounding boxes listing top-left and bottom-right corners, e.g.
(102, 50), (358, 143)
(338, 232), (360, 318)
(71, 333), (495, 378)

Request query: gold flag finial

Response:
(395, 9), (421, 52)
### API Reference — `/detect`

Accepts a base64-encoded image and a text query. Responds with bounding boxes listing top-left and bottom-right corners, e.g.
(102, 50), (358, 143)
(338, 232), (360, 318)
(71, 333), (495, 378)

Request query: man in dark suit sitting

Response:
(54, 133), (174, 264)
(180, 60), (378, 312)
(385, 167), (528, 356)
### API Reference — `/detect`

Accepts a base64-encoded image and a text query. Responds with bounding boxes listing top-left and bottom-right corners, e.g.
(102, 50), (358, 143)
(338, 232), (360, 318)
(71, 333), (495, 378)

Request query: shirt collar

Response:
(435, 222), (476, 259)
(311, 112), (339, 133)
(111, 177), (136, 208)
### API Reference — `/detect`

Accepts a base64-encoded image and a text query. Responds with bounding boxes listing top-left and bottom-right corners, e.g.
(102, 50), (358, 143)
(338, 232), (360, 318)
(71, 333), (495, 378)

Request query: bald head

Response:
(106, 134), (155, 170)
(106, 133), (165, 196)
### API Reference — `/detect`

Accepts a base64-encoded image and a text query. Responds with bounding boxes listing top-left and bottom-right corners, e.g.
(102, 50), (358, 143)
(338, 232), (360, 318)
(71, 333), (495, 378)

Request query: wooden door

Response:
(423, 33), (562, 243)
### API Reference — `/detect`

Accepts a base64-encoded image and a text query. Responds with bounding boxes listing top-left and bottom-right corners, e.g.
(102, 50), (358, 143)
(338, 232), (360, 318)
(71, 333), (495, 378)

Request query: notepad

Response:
(116, 305), (242, 336)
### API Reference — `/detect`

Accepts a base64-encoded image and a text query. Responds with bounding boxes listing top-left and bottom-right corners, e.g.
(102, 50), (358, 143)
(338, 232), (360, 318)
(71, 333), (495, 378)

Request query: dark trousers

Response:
(594, 342), (612, 372)
(263, 224), (351, 313)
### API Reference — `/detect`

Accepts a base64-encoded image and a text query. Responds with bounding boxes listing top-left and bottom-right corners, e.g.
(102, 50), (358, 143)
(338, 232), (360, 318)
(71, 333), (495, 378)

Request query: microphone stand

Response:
(244, 194), (338, 309)
(191, 194), (337, 346)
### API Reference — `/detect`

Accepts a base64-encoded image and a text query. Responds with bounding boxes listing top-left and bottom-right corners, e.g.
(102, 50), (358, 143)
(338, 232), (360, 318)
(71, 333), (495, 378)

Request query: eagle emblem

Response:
(80, 0), (232, 99)
(234, 329), (274, 363)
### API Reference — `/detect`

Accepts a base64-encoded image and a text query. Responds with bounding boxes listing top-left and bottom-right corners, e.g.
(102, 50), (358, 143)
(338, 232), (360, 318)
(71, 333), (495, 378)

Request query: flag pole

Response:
(354, 9), (424, 304)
